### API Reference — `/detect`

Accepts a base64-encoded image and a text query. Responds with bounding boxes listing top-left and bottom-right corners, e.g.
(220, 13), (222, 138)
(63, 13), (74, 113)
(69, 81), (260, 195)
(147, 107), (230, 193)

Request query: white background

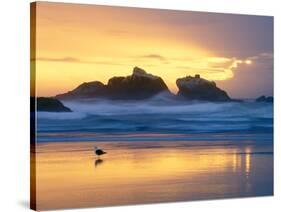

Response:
(0, 0), (280, 211)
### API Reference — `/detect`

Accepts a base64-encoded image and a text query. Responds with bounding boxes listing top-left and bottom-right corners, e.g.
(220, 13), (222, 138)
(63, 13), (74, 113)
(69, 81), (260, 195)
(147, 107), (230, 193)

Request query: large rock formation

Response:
(256, 95), (273, 103)
(36, 97), (71, 112)
(106, 67), (169, 99)
(55, 67), (170, 100)
(56, 81), (107, 100)
(176, 74), (231, 101)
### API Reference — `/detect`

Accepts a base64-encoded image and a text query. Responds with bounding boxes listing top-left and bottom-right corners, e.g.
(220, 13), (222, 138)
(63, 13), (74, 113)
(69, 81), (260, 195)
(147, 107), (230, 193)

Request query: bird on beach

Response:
(94, 146), (107, 158)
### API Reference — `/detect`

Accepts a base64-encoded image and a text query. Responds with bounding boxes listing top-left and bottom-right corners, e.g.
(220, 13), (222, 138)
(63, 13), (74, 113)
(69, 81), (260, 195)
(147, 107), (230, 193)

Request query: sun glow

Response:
(245, 60), (252, 65)
(32, 2), (268, 98)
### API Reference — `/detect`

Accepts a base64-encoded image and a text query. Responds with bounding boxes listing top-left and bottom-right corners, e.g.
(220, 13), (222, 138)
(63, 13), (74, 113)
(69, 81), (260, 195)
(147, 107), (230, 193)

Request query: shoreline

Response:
(34, 140), (273, 210)
(36, 131), (274, 143)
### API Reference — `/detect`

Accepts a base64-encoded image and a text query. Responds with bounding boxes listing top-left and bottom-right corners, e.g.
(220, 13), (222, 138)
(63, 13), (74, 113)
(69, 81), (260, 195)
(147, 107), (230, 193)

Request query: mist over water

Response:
(36, 96), (273, 142)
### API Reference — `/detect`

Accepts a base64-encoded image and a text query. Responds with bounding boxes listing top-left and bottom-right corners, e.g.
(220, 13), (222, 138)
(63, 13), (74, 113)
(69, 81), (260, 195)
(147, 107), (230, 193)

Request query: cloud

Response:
(32, 56), (125, 66)
(33, 57), (80, 63)
(172, 56), (257, 81)
(206, 57), (233, 69)
(139, 54), (167, 61)
(216, 52), (273, 98)
(248, 52), (273, 61)
(176, 65), (225, 73)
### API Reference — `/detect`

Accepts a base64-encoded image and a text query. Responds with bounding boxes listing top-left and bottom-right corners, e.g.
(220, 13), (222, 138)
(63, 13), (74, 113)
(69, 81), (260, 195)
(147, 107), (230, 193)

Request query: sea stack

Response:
(55, 81), (107, 100)
(35, 97), (72, 112)
(176, 74), (231, 101)
(107, 67), (169, 100)
(256, 95), (273, 103)
(56, 81), (107, 100)
(55, 67), (170, 100)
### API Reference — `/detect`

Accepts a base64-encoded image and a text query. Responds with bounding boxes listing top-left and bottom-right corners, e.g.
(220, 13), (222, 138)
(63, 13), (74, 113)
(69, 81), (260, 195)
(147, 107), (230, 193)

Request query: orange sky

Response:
(32, 2), (273, 98)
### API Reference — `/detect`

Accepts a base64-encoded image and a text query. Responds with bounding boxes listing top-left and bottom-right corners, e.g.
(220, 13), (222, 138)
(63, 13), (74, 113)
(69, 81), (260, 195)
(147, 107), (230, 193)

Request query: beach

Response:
(31, 4), (274, 210)
(34, 100), (273, 210)
(33, 137), (273, 210)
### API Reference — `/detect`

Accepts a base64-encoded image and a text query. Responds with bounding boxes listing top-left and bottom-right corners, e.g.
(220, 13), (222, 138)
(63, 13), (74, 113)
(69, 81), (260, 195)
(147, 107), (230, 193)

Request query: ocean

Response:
(36, 98), (273, 143)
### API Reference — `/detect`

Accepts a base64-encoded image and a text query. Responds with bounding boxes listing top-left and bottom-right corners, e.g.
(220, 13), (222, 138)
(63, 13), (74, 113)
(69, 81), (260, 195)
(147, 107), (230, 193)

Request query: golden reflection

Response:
(32, 139), (274, 210)
(244, 147), (252, 193)
(245, 147), (251, 177)
(232, 149), (238, 172)
(35, 142), (240, 210)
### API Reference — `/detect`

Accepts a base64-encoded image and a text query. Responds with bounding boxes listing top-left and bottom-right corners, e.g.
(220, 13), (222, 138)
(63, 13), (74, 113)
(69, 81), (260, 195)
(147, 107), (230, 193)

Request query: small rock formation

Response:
(107, 67), (169, 99)
(56, 81), (107, 100)
(36, 97), (71, 112)
(176, 75), (231, 101)
(256, 95), (273, 103)
(55, 67), (170, 100)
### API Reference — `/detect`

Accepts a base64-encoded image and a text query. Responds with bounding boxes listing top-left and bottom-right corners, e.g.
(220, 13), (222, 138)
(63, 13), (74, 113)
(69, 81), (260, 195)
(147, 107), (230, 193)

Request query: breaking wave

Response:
(36, 97), (273, 142)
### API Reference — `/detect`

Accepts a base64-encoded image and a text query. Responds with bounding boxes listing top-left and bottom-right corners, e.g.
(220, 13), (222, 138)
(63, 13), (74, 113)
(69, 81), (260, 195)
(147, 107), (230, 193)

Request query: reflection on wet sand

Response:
(34, 141), (273, 210)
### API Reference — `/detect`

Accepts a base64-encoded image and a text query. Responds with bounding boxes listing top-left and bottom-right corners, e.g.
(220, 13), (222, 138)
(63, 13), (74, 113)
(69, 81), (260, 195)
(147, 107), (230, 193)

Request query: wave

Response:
(36, 98), (273, 138)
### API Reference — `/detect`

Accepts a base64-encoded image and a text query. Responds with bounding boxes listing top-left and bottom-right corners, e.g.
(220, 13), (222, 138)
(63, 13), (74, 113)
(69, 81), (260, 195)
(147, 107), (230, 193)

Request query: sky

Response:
(32, 2), (273, 98)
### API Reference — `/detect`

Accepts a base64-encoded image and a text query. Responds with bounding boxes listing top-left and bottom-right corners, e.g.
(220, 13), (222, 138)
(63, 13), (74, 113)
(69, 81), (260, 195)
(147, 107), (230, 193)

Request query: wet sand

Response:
(33, 140), (273, 210)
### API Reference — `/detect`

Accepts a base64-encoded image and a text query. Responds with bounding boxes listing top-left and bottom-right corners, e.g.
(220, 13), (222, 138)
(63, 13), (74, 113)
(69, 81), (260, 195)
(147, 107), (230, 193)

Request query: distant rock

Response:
(256, 95), (273, 103)
(107, 67), (169, 99)
(56, 81), (107, 100)
(54, 68), (234, 102)
(55, 67), (170, 100)
(36, 97), (71, 112)
(176, 74), (231, 101)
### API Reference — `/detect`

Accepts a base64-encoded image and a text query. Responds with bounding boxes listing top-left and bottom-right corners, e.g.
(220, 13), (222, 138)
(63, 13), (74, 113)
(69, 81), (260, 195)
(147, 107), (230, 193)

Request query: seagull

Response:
(94, 146), (107, 158)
